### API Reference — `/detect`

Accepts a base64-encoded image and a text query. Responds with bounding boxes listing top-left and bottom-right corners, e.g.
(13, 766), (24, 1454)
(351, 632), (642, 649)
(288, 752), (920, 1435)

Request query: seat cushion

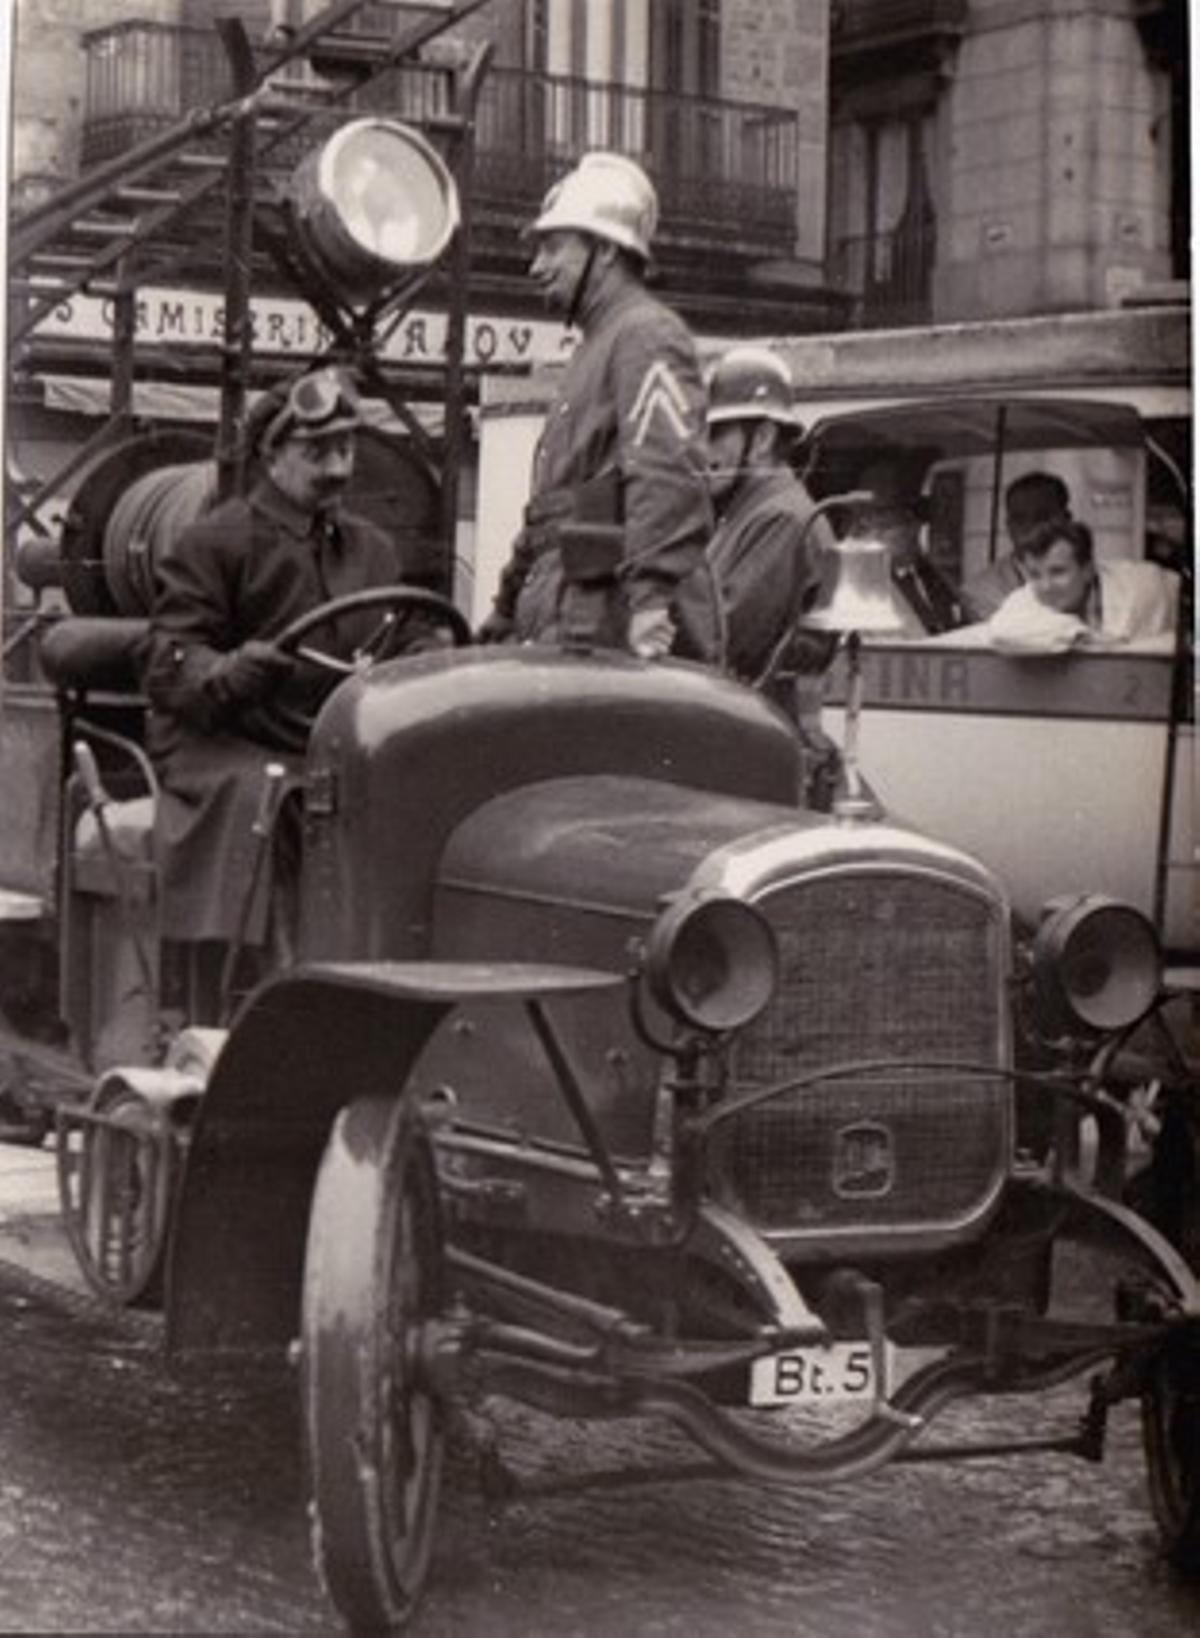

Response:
(40, 617), (150, 695)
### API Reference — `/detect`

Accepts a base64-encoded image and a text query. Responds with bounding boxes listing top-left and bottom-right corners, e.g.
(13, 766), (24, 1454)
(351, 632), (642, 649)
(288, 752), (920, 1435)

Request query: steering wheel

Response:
(273, 587), (471, 677)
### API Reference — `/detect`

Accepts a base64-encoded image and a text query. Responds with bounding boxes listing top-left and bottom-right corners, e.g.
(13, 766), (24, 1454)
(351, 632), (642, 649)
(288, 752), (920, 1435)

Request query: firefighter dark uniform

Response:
(508, 285), (717, 659)
(704, 344), (840, 804)
(708, 464), (834, 691)
(485, 151), (719, 662)
(704, 345), (837, 704)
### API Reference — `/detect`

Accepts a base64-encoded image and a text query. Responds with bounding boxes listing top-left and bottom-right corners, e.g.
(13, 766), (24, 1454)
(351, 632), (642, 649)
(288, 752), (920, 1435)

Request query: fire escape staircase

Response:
(8, 0), (493, 545)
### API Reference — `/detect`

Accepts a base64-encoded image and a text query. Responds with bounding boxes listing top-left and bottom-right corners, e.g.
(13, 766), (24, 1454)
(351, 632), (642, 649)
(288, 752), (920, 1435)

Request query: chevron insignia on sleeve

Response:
(629, 360), (691, 445)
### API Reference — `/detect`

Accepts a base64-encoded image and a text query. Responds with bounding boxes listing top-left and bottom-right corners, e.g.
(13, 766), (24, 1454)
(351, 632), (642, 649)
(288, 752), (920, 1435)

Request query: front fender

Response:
(164, 959), (620, 1360)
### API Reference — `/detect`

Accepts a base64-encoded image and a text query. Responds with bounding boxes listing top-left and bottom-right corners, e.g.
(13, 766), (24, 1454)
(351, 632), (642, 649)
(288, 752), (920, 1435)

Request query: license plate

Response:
(749, 1340), (885, 1407)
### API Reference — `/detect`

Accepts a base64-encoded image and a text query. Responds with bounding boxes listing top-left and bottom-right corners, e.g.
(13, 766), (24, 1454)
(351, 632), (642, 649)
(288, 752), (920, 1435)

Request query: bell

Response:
(802, 528), (909, 635)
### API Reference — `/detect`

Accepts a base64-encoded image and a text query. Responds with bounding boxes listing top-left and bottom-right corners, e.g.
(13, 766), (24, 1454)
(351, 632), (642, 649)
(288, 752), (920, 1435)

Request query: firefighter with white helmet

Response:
(480, 152), (719, 661)
(704, 344), (840, 801)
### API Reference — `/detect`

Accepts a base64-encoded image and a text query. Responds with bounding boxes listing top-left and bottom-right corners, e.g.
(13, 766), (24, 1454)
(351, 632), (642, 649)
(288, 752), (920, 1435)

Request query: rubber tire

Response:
(1143, 1337), (1200, 1577)
(302, 1096), (446, 1632)
(1142, 1101), (1200, 1577)
(57, 1083), (175, 1308)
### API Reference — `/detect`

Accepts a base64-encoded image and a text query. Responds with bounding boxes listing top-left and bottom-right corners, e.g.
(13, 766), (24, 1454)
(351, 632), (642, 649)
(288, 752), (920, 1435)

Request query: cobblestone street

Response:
(0, 1151), (1196, 1638)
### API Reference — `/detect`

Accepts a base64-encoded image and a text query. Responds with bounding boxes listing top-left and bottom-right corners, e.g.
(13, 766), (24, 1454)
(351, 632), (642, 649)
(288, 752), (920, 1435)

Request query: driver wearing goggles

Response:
(142, 364), (438, 989)
(258, 367), (363, 457)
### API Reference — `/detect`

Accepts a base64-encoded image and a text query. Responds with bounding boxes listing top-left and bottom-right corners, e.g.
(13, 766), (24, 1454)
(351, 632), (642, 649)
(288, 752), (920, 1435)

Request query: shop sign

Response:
(30, 284), (577, 368)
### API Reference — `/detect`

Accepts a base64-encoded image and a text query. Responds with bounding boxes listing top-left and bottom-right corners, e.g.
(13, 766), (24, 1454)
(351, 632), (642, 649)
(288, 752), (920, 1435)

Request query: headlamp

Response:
(290, 118), (460, 302)
(645, 891), (778, 1034)
(1032, 894), (1162, 1036)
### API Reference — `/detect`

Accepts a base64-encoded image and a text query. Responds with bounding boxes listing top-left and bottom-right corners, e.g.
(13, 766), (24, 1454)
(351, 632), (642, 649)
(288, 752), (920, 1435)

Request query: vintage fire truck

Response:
(1, 9), (1197, 1636)
(32, 588), (1199, 1633)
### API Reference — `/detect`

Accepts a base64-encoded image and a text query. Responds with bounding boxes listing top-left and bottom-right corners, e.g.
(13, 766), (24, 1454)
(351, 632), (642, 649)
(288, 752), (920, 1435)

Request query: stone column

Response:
(937, 0), (1174, 319)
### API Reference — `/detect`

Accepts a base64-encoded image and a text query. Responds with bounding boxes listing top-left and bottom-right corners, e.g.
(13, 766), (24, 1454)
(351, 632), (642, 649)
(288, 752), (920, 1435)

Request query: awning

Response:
(36, 374), (450, 435)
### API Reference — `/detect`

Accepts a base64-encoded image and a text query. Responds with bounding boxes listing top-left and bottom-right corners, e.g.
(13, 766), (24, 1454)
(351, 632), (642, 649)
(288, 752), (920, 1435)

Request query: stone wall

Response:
(12, 0), (183, 195)
(721, 0), (829, 262)
(936, 0), (1173, 318)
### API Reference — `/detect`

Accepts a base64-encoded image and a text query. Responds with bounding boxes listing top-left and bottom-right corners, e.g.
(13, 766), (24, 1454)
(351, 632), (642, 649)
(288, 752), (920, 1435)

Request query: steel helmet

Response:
(531, 152), (658, 262)
(706, 345), (803, 431)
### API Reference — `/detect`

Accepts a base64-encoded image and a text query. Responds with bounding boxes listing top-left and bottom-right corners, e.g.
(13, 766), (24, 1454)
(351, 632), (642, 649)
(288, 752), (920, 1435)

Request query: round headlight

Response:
(645, 892), (778, 1034)
(1032, 894), (1162, 1036)
(290, 118), (460, 300)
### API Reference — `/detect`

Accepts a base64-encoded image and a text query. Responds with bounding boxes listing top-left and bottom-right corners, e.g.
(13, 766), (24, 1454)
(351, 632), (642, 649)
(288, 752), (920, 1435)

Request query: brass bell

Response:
(802, 527), (909, 636)
(795, 515), (908, 820)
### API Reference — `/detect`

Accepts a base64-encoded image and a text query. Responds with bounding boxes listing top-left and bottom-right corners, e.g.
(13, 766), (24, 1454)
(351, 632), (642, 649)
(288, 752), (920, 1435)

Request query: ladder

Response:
(8, 0), (492, 545)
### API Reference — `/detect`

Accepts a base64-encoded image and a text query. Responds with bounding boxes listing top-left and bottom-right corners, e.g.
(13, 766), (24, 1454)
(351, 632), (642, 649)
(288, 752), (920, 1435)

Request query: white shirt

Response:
(987, 559), (1179, 649)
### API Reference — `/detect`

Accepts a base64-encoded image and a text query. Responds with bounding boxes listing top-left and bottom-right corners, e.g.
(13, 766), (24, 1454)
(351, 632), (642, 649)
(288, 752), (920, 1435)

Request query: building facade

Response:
(10, 0), (1186, 332)
(828, 0), (1187, 326)
(4, 0), (1188, 625)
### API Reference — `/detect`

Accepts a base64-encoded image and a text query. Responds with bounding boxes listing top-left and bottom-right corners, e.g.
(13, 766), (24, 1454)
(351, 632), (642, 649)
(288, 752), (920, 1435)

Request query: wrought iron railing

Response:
(80, 22), (799, 254)
(469, 66), (799, 250)
(829, 216), (936, 328)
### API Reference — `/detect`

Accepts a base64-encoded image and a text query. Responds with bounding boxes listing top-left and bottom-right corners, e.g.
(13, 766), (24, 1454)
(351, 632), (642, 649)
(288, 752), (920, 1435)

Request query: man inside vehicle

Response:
(961, 470), (1073, 622)
(987, 515), (1179, 647)
(478, 151), (719, 662)
(144, 365), (435, 999)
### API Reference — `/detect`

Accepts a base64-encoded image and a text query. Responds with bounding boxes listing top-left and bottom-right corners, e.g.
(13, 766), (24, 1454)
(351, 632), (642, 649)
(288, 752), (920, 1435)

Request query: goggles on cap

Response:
(262, 368), (362, 453)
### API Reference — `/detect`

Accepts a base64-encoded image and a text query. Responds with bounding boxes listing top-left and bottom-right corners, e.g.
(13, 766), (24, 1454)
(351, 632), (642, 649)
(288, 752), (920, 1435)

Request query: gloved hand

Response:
(628, 602), (675, 660)
(215, 639), (294, 704)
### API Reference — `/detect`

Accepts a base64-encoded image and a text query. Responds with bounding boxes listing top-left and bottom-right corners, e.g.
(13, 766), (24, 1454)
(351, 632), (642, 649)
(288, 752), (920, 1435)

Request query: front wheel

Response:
(1143, 1335), (1200, 1576)
(302, 1095), (447, 1631)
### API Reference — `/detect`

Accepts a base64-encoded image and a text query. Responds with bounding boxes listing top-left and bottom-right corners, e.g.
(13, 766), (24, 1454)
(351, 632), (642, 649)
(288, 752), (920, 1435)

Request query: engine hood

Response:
(433, 772), (1006, 968)
(300, 646), (802, 961)
(434, 775), (810, 958)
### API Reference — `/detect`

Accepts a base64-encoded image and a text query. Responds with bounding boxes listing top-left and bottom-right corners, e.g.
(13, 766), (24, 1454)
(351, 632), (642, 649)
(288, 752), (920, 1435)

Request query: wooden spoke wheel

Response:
(302, 1095), (447, 1632)
(56, 1082), (180, 1308)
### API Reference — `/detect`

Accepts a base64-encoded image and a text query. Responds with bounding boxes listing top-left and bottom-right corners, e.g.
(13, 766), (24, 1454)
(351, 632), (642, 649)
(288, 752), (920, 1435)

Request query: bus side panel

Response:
(823, 645), (1194, 951)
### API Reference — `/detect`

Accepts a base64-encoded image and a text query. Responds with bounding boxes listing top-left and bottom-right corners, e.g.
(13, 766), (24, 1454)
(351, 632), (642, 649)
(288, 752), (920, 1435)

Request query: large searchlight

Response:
(289, 117), (461, 301)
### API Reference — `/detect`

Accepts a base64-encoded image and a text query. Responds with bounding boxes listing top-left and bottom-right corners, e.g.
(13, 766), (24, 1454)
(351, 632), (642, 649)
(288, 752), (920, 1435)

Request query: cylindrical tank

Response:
(104, 461), (218, 615)
(57, 424), (446, 616)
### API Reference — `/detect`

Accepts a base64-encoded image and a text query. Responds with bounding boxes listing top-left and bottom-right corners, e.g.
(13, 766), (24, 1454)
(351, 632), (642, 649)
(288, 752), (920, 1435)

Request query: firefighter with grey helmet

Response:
(704, 346), (837, 742)
(479, 152), (719, 661)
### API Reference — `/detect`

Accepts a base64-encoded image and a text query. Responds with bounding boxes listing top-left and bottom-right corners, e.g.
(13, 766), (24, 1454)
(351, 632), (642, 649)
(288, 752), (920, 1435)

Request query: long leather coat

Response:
(144, 478), (409, 944)
(497, 281), (719, 660)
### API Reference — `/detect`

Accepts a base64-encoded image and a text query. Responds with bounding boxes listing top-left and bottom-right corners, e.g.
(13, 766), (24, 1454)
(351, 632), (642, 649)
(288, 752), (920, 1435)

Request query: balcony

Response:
(831, 0), (967, 83)
(79, 22), (801, 264)
(829, 213), (936, 329)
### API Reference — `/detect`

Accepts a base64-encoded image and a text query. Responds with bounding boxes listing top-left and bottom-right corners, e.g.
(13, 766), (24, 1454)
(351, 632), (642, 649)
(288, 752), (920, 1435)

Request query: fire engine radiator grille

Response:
(716, 872), (1006, 1232)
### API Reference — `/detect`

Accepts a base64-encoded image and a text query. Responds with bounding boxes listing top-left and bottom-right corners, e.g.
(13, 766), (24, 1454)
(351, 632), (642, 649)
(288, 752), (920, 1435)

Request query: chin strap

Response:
(566, 239), (601, 330)
(715, 425), (759, 517)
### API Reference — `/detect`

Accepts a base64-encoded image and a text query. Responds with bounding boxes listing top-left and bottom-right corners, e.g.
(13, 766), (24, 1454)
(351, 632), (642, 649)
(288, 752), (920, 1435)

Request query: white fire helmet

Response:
(531, 152), (658, 262)
(705, 345), (803, 431)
